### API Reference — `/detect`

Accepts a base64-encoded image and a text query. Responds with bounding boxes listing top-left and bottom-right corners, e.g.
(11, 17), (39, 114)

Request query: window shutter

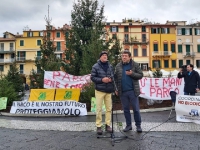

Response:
(195, 28), (197, 35)
(190, 28), (192, 35)
(116, 26), (118, 32)
(151, 28), (153, 33)
(182, 28), (185, 35)
(110, 26), (112, 32)
(198, 45), (200, 52)
(167, 28), (170, 33)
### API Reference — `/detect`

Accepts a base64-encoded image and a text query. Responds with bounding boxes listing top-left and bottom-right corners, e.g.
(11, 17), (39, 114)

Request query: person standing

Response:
(177, 64), (200, 95)
(91, 51), (114, 135)
(115, 50), (143, 133)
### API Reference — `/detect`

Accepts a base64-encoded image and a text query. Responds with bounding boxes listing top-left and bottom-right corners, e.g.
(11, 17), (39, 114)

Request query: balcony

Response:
(0, 49), (15, 54)
(183, 52), (195, 57)
(16, 57), (26, 61)
(0, 58), (15, 63)
(35, 56), (42, 60)
(123, 39), (149, 45)
(152, 51), (172, 56)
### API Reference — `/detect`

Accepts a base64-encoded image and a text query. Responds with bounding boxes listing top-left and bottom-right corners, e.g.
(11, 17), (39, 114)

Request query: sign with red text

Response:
(139, 77), (184, 100)
(44, 71), (91, 89)
(176, 95), (200, 124)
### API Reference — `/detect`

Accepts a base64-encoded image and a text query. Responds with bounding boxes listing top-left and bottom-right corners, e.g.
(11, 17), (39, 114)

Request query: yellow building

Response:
(0, 32), (15, 75)
(15, 29), (43, 83)
(106, 19), (150, 71)
(149, 22), (177, 71)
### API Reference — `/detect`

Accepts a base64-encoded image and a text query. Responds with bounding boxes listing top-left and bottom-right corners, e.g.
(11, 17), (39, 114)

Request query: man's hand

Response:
(115, 91), (118, 96)
(126, 70), (133, 75)
(102, 77), (111, 83)
(196, 88), (199, 91)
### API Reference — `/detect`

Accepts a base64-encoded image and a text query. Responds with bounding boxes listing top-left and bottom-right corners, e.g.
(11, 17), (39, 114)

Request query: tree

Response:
(64, 0), (111, 75)
(5, 62), (24, 99)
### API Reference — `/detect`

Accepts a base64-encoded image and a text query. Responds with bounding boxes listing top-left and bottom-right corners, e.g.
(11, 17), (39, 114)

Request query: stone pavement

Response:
(0, 111), (200, 150)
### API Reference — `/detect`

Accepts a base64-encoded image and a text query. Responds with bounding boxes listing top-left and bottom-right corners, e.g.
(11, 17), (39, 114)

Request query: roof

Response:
(0, 38), (16, 41)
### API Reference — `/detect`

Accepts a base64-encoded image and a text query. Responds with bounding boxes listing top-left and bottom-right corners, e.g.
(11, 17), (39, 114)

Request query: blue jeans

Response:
(184, 92), (195, 95)
(120, 90), (141, 127)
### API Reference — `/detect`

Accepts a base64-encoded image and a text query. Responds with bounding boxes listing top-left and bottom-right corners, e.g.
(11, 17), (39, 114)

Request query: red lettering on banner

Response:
(140, 78), (147, 87)
(170, 78), (175, 87)
(140, 88), (145, 94)
(150, 79), (154, 87)
(155, 78), (159, 87)
(163, 87), (169, 98)
(71, 84), (84, 88)
(72, 75), (78, 81)
(150, 87), (156, 96)
(163, 78), (171, 87)
(50, 80), (55, 87)
(176, 78), (182, 86)
(62, 73), (70, 81)
(56, 81), (60, 88)
(156, 88), (162, 97)
(79, 76), (84, 81)
(64, 83), (69, 88)
(53, 71), (60, 79)
(174, 88), (180, 94)
(178, 100), (184, 104)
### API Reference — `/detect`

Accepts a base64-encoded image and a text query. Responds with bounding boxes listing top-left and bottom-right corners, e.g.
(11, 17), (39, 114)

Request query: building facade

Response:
(106, 19), (150, 71)
(150, 22), (177, 71)
(0, 32), (15, 75)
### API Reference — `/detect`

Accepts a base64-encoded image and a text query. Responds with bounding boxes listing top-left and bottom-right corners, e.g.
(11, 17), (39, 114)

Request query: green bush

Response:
(79, 82), (95, 104)
(0, 78), (19, 106)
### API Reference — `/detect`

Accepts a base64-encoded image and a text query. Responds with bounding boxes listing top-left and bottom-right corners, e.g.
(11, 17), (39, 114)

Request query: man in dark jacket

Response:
(115, 50), (143, 133)
(177, 64), (200, 95)
(91, 51), (114, 135)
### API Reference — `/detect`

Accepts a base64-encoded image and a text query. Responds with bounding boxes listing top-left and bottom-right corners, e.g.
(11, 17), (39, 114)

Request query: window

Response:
(162, 28), (170, 34)
(19, 64), (23, 74)
(124, 34), (129, 42)
(142, 26), (146, 32)
(151, 28), (160, 34)
(142, 34), (146, 42)
(186, 60), (190, 65)
(56, 32), (60, 38)
(134, 49), (138, 57)
(142, 49), (147, 56)
(185, 29), (190, 35)
(177, 29), (182, 35)
(37, 51), (41, 60)
(65, 32), (69, 38)
(112, 34), (117, 39)
(124, 26), (129, 32)
(178, 45), (182, 53)
(47, 32), (51, 38)
(181, 28), (185, 35)
(10, 43), (13, 51)
(0, 43), (4, 50)
(0, 65), (4, 71)
(198, 45), (200, 53)
(195, 28), (200, 35)
(17, 51), (26, 61)
(37, 40), (41, 46)
(164, 44), (168, 51)
(179, 60), (183, 68)
(27, 32), (33, 37)
(152, 60), (160, 68)
(20, 40), (24, 46)
(186, 45), (190, 52)
(56, 54), (62, 59)
(196, 60), (200, 67)
(172, 60), (176, 68)
(57, 42), (61, 51)
(171, 44), (175, 53)
(164, 60), (169, 68)
(39, 31), (43, 36)
(110, 26), (118, 32)
(153, 44), (158, 51)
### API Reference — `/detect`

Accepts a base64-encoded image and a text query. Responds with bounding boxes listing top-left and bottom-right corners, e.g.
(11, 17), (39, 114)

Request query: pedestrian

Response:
(91, 51), (114, 135)
(177, 64), (200, 95)
(115, 50), (143, 133)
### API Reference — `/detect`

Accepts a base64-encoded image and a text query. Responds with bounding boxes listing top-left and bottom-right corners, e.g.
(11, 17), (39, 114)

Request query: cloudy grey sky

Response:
(0, 0), (199, 36)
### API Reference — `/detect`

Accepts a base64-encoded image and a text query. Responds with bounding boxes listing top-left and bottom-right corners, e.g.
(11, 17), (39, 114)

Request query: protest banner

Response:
(44, 71), (184, 100)
(176, 95), (200, 124)
(29, 89), (55, 101)
(55, 89), (80, 101)
(91, 97), (106, 113)
(10, 101), (87, 116)
(44, 71), (91, 89)
(139, 77), (184, 100)
(0, 97), (8, 110)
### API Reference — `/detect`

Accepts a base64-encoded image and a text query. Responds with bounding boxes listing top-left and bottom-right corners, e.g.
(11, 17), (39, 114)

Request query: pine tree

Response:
(64, 0), (111, 75)
(5, 62), (24, 99)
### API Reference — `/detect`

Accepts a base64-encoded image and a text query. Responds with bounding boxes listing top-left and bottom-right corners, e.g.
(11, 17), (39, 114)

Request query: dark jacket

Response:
(177, 70), (200, 93)
(115, 60), (143, 97)
(91, 60), (114, 93)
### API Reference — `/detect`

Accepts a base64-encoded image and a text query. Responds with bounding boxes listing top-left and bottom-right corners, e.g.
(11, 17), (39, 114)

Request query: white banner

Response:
(44, 71), (184, 100)
(176, 95), (200, 124)
(44, 71), (91, 89)
(10, 101), (87, 116)
(139, 77), (184, 100)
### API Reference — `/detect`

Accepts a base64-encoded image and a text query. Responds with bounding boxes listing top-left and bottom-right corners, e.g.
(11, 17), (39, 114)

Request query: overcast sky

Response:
(0, 0), (200, 36)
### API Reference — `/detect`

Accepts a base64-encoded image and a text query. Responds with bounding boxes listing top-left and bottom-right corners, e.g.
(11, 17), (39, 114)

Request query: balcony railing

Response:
(0, 49), (15, 53)
(16, 57), (25, 61)
(152, 51), (172, 56)
(123, 39), (149, 45)
(0, 58), (15, 63)
(183, 52), (195, 57)
(36, 56), (42, 60)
